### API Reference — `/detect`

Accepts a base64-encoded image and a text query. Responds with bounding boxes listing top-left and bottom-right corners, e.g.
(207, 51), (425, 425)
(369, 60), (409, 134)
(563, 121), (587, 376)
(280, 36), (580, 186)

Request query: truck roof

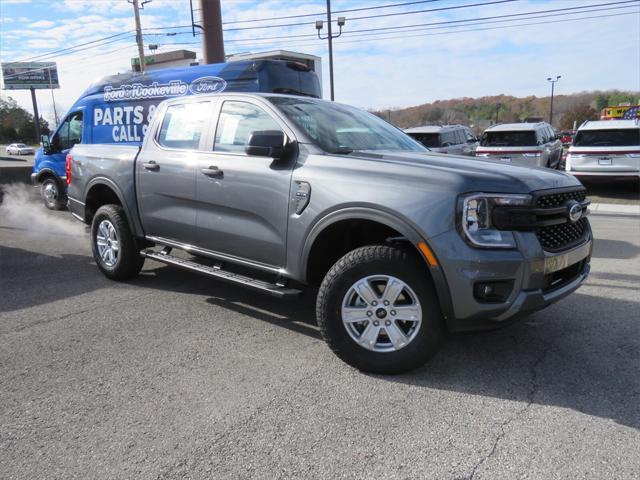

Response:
(579, 119), (640, 130)
(80, 59), (293, 98)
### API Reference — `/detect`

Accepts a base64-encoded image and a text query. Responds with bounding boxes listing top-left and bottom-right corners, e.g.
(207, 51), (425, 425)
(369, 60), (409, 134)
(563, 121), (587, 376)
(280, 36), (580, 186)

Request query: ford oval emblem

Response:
(566, 201), (582, 223)
(189, 76), (227, 95)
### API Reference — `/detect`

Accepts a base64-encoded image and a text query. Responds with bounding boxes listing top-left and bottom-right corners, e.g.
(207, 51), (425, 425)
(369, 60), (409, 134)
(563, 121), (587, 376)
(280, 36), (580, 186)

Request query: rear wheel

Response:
(91, 204), (144, 280)
(41, 177), (66, 210)
(316, 245), (444, 374)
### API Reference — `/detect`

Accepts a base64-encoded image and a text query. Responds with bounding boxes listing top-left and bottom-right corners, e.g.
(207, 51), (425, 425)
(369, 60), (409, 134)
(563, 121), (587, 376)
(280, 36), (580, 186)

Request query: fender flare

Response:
(34, 168), (63, 184)
(299, 207), (455, 322)
(84, 177), (142, 237)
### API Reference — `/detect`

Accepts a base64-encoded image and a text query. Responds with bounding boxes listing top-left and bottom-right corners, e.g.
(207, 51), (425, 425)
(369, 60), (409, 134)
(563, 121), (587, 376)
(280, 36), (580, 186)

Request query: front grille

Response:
(535, 189), (586, 209)
(536, 217), (589, 252)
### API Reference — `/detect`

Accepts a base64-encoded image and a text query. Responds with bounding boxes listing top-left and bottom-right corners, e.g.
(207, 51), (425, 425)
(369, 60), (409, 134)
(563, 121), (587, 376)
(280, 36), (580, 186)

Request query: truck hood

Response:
(347, 150), (581, 193)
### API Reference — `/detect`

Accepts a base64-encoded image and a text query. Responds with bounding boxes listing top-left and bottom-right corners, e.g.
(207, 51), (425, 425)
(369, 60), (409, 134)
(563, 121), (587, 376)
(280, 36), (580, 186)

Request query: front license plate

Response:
(598, 157), (612, 165)
(543, 240), (591, 274)
(500, 157), (512, 163)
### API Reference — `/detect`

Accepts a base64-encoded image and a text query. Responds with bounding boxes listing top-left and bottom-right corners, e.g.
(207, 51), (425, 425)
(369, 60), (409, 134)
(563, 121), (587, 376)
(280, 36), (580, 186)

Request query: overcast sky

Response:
(1, 0), (639, 125)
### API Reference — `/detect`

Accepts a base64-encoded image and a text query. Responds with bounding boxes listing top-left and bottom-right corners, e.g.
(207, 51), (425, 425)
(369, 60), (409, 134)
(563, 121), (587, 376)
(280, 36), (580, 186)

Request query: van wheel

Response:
(41, 177), (66, 210)
(91, 204), (145, 280)
(316, 245), (444, 374)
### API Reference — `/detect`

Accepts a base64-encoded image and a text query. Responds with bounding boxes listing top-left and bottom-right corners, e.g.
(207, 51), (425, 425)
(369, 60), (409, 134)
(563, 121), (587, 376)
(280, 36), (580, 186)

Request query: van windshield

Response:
(407, 133), (440, 148)
(573, 129), (640, 147)
(481, 131), (537, 147)
(270, 97), (426, 154)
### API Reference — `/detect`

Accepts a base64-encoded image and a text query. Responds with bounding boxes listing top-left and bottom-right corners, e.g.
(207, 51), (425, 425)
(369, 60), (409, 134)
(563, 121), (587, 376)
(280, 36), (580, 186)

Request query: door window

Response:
(158, 102), (210, 150)
(214, 101), (282, 153)
(54, 111), (83, 151)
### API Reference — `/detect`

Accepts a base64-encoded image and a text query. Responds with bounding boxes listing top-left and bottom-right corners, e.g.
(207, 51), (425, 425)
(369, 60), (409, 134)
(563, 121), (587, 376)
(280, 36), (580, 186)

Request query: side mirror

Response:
(245, 130), (286, 159)
(41, 134), (51, 153)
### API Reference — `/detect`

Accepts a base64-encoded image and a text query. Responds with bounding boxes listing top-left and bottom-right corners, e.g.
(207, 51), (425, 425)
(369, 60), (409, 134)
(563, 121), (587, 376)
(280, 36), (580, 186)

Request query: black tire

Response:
(40, 177), (66, 210)
(91, 204), (144, 280)
(316, 245), (444, 374)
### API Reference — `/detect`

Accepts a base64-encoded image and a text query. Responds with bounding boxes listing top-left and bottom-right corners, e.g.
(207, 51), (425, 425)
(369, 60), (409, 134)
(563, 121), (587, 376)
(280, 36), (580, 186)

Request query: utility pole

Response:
(199, 0), (225, 64)
(129, 0), (148, 72)
(315, 2), (345, 101)
(547, 75), (561, 126)
(30, 88), (41, 143)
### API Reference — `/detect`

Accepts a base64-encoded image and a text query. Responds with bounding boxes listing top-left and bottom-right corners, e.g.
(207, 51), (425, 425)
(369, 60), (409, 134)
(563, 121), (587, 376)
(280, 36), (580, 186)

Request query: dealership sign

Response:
(1, 62), (59, 90)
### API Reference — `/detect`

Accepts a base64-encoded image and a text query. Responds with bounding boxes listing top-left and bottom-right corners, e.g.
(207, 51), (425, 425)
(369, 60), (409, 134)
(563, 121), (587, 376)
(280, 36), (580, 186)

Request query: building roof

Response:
(579, 119), (640, 130)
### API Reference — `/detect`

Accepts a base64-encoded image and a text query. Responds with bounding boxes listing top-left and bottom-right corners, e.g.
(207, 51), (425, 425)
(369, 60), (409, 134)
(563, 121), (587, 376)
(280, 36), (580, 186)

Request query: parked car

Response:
(565, 119), (640, 179)
(5, 143), (35, 155)
(67, 93), (591, 374)
(475, 122), (563, 168)
(559, 130), (575, 146)
(32, 59), (322, 210)
(404, 125), (478, 156)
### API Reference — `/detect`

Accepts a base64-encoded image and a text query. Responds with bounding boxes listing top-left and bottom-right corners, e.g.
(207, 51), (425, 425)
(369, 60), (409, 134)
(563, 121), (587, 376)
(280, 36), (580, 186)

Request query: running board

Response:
(140, 249), (301, 298)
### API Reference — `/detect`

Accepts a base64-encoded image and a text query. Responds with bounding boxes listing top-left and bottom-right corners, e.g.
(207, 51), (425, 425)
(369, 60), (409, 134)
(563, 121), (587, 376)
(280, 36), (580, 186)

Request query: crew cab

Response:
(32, 59), (321, 210)
(67, 93), (592, 374)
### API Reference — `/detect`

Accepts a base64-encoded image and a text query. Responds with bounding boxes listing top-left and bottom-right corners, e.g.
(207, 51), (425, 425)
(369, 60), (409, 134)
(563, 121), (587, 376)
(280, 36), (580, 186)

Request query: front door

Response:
(136, 100), (212, 246)
(195, 99), (294, 269)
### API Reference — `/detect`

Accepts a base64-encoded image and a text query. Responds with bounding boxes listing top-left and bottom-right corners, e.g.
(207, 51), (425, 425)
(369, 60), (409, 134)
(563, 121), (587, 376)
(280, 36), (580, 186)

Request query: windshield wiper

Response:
(331, 147), (354, 154)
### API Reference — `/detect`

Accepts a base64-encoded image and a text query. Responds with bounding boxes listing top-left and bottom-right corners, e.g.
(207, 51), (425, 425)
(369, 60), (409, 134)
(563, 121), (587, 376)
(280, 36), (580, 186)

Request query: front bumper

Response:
(430, 227), (592, 332)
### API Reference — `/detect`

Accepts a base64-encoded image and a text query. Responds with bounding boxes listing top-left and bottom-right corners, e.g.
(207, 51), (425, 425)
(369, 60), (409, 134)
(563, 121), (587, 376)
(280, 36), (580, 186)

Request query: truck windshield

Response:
(269, 97), (426, 154)
(573, 129), (640, 147)
(481, 131), (537, 147)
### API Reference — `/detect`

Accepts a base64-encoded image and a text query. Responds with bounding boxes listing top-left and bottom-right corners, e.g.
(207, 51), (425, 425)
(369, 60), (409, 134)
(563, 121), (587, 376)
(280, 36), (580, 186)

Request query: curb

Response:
(589, 203), (640, 216)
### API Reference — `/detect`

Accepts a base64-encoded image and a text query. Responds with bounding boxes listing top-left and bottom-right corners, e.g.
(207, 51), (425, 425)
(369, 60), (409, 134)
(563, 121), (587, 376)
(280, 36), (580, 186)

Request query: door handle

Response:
(143, 161), (160, 171)
(201, 166), (224, 178)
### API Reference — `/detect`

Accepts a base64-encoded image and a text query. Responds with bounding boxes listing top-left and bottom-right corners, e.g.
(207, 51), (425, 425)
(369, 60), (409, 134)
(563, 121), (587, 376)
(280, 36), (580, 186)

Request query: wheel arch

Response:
(300, 207), (455, 322)
(84, 177), (140, 236)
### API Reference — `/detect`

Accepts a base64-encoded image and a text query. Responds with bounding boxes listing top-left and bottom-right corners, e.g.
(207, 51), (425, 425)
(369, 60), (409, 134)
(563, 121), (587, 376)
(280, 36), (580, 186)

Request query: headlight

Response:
(461, 193), (531, 248)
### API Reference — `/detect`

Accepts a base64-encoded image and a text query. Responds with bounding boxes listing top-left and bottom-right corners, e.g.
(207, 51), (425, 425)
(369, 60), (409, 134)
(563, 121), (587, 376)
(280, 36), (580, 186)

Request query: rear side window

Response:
(441, 131), (457, 146)
(481, 131), (537, 147)
(408, 133), (440, 148)
(573, 129), (640, 147)
(158, 102), (210, 150)
(214, 101), (282, 153)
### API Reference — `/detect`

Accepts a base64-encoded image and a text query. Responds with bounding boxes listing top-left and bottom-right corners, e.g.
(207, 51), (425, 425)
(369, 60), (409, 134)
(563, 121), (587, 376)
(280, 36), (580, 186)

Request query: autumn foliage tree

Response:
(559, 104), (598, 130)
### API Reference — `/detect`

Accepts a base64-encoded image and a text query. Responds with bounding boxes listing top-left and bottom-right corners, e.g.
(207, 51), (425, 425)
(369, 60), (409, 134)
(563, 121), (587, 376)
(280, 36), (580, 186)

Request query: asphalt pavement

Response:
(0, 194), (639, 479)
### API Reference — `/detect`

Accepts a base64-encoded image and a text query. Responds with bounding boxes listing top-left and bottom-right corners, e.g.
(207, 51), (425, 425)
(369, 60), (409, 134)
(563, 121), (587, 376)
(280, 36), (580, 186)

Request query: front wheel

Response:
(41, 177), (66, 210)
(91, 204), (145, 280)
(316, 245), (444, 374)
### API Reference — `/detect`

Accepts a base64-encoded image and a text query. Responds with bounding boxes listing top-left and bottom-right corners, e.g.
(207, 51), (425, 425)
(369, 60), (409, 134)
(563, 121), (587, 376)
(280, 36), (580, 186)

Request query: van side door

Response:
(45, 111), (84, 180)
(136, 100), (213, 245)
(194, 98), (295, 269)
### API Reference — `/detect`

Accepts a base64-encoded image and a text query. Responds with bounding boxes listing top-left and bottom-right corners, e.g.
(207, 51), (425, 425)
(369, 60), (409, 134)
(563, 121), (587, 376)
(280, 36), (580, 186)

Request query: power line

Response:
(223, 0), (519, 31)
(221, 0), (444, 24)
(221, 2), (639, 45)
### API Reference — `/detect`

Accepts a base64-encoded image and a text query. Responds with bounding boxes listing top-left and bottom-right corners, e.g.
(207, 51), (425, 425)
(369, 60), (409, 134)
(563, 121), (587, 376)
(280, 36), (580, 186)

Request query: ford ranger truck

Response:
(66, 93), (592, 374)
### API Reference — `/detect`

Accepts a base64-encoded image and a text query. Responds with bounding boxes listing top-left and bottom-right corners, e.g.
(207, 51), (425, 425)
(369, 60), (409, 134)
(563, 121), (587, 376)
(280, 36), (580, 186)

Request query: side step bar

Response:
(140, 249), (302, 298)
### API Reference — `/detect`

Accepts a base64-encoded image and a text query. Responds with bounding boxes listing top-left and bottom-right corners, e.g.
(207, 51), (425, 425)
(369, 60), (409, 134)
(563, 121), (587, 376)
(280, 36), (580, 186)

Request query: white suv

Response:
(475, 122), (562, 168)
(565, 119), (640, 179)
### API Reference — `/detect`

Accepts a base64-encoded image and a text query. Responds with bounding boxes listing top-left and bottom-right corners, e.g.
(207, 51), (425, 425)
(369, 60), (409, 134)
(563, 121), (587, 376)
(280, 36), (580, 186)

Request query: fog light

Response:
(473, 280), (514, 303)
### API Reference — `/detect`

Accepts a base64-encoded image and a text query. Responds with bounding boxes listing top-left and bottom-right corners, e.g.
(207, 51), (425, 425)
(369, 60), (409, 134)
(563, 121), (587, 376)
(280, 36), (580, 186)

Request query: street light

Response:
(547, 75), (561, 126)
(316, 1), (346, 101)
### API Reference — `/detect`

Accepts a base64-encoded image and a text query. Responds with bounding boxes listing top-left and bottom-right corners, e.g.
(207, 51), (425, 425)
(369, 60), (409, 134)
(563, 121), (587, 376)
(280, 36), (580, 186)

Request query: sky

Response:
(0, 0), (639, 126)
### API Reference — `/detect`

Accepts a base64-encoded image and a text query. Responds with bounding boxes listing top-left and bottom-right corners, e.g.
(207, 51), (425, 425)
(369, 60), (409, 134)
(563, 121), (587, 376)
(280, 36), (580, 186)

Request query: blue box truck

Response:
(32, 59), (321, 209)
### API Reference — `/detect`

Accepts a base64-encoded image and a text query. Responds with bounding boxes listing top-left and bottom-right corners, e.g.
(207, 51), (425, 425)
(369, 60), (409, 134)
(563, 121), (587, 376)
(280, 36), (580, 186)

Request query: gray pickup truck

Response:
(67, 93), (592, 373)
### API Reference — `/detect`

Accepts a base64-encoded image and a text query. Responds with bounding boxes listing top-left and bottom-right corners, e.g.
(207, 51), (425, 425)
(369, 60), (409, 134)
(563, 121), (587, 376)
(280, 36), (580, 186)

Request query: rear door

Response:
(136, 100), (213, 245)
(194, 97), (295, 269)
